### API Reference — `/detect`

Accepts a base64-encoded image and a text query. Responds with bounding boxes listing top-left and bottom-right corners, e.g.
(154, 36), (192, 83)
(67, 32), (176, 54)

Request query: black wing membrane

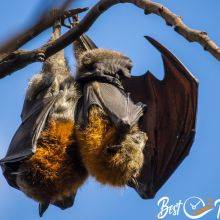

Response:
(123, 36), (198, 199)
(0, 95), (58, 188)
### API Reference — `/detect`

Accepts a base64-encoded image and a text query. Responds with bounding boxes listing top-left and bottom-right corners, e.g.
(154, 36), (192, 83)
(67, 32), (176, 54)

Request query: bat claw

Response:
(39, 203), (49, 217)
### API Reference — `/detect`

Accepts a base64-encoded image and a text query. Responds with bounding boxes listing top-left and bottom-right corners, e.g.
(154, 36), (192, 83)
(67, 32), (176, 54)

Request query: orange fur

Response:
(17, 119), (87, 204)
(75, 106), (144, 187)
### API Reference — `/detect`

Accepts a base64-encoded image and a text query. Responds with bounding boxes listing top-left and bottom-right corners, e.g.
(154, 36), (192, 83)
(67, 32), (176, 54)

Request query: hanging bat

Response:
(73, 34), (198, 197)
(0, 21), (87, 216)
(73, 35), (148, 187)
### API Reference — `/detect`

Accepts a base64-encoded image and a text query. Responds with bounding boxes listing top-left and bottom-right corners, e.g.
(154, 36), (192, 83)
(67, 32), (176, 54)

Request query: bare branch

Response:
(44, 0), (220, 61)
(139, 0), (220, 60)
(0, 0), (78, 57)
(0, 0), (219, 79)
(1, 8), (88, 58)
(0, 50), (46, 78)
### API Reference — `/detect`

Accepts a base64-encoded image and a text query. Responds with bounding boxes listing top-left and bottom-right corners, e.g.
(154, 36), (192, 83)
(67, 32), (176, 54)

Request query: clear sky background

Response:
(0, 1), (219, 219)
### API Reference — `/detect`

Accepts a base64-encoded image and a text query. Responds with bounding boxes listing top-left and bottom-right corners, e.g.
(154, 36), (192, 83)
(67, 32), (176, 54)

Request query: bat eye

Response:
(117, 69), (123, 76)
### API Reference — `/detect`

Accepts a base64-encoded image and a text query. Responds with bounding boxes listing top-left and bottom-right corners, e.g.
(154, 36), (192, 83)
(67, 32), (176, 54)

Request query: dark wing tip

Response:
(127, 181), (156, 200)
(144, 35), (199, 85)
(135, 189), (156, 200)
(144, 36), (156, 44)
(39, 203), (49, 217)
(144, 36), (161, 51)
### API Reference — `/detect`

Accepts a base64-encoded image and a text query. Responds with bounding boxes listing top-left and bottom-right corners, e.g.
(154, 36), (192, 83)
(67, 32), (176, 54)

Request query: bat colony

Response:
(0, 18), (198, 217)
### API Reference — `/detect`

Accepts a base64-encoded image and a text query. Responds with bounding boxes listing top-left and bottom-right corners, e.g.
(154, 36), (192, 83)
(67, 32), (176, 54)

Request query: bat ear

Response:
(39, 203), (49, 217)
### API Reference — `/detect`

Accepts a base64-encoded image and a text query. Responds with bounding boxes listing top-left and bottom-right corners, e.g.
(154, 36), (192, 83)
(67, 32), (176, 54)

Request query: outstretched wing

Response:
(123, 36), (198, 199)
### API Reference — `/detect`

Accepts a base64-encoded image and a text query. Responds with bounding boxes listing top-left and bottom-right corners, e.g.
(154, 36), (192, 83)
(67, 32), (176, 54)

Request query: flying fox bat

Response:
(73, 34), (198, 197)
(0, 21), (87, 216)
(72, 34), (147, 186)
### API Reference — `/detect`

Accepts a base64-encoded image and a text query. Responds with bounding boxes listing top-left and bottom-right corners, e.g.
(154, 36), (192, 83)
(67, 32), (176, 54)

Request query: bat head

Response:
(76, 48), (133, 80)
(73, 34), (132, 81)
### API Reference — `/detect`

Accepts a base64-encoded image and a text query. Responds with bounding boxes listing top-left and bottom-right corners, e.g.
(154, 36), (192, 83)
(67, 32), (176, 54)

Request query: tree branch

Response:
(0, 0), (219, 79)
(0, 0), (74, 58)
(0, 50), (46, 77)
(141, 0), (220, 60)
(0, 8), (88, 58)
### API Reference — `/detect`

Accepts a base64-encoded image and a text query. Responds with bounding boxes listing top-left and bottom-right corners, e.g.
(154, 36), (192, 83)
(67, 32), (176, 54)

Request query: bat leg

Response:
(39, 203), (49, 217)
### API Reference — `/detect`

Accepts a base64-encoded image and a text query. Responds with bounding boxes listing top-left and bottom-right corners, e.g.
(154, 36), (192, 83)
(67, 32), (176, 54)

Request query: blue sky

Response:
(0, 0), (219, 219)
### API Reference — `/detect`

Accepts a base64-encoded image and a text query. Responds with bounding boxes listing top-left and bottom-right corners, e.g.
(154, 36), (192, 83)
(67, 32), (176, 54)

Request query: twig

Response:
(134, 0), (220, 60)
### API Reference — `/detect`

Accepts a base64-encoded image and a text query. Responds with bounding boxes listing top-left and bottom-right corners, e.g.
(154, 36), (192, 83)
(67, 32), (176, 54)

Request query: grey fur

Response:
(77, 48), (133, 79)
(24, 18), (80, 121)
(26, 72), (79, 120)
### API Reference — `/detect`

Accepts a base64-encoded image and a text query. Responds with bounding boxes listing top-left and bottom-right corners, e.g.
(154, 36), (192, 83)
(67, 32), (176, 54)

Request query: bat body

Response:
(0, 22), (87, 216)
(74, 48), (147, 186)
(73, 35), (198, 196)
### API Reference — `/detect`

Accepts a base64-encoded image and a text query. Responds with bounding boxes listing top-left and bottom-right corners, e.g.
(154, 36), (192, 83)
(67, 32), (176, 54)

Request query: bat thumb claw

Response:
(39, 203), (49, 217)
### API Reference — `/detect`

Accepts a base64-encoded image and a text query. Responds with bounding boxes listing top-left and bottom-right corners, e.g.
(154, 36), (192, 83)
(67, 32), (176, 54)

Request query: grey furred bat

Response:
(73, 34), (198, 198)
(0, 20), (87, 217)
